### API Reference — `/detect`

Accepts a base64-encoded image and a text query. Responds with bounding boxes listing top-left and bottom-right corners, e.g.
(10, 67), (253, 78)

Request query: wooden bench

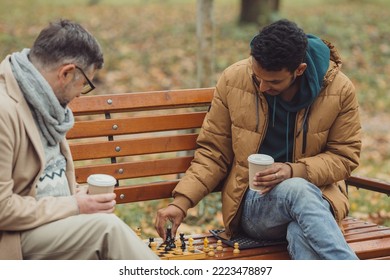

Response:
(68, 88), (390, 260)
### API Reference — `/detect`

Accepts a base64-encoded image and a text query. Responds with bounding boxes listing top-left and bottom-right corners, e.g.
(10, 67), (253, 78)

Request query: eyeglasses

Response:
(75, 66), (95, 94)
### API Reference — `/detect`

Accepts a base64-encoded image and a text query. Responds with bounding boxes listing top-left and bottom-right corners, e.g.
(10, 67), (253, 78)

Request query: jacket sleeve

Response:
(171, 72), (235, 213)
(0, 102), (79, 231)
(289, 72), (362, 186)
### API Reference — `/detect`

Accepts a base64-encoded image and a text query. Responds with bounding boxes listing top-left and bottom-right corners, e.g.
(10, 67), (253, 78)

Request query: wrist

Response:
(285, 163), (293, 178)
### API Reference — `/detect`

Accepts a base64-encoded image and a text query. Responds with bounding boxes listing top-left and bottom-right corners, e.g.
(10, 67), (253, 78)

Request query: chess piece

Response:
(180, 233), (186, 250)
(216, 240), (223, 251)
(135, 227), (141, 238)
(165, 227), (172, 243)
(148, 237), (154, 248)
(174, 239), (183, 255)
(208, 245), (215, 257)
(150, 241), (158, 252)
(188, 237), (195, 252)
(165, 226), (175, 248)
(203, 237), (209, 252)
(164, 243), (171, 252)
(170, 238), (176, 249)
(233, 242), (240, 254)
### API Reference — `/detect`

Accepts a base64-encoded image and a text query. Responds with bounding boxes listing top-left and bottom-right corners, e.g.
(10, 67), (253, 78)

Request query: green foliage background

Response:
(1, 0), (389, 236)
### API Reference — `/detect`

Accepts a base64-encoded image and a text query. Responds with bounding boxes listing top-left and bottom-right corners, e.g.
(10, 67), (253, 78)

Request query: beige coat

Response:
(0, 56), (79, 259)
(172, 41), (361, 238)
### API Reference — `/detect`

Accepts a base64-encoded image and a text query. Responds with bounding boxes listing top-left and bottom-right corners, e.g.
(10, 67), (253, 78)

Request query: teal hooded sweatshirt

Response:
(258, 35), (330, 162)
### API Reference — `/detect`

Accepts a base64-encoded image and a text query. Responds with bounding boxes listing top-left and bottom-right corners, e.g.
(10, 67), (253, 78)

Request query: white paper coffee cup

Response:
(87, 174), (116, 195)
(248, 154), (274, 191)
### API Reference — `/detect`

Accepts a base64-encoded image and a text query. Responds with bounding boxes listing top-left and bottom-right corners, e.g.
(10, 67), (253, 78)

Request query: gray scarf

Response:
(10, 48), (74, 146)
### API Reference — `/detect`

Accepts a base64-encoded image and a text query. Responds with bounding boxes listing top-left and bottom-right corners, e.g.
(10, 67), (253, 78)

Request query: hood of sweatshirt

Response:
(277, 34), (330, 112)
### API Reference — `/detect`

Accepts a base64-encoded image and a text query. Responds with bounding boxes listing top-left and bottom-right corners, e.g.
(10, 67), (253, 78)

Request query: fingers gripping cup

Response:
(87, 174), (117, 195)
(247, 154), (274, 191)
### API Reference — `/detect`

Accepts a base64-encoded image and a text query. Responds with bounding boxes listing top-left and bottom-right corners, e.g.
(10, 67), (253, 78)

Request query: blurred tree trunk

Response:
(196, 0), (215, 88)
(239, 0), (280, 25)
(181, 0), (215, 179)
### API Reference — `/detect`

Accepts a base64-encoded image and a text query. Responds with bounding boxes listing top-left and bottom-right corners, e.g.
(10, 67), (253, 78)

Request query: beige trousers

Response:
(21, 213), (159, 260)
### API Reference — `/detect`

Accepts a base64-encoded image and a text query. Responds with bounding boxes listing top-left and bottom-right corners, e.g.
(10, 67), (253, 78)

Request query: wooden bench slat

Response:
(343, 220), (377, 230)
(344, 225), (385, 235)
(69, 88), (214, 115)
(75, 157), (193, 184)
(341, 217), (369, 225)
(115, 181), (179, 203)
(70, 134), (198, 160)
(371, 256), (390, 260)
(348, 237), (390, 259)
(67, 112), (206, 139)
(344, 229), (390, 242)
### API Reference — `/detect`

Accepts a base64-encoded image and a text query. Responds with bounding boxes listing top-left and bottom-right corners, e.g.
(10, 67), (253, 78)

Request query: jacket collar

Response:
(322, 39), (342, 87)
(0, 56), (45, 170)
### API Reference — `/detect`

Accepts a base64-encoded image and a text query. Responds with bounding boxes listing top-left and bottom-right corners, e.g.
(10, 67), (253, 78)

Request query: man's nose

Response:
(259, 80), (271, 92)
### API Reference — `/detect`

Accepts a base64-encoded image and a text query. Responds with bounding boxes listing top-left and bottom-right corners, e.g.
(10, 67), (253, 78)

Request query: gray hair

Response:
(30, 19), (104, 70)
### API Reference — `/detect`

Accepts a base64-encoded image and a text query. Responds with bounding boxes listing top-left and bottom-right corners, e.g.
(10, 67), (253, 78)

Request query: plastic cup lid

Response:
(247, 154), (274, 165)
(87, 174), (116, 187)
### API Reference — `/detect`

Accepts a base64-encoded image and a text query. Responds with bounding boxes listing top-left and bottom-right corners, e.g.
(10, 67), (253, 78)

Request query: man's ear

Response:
(58, 64), (76, 84)
(296, 63), (307, 76)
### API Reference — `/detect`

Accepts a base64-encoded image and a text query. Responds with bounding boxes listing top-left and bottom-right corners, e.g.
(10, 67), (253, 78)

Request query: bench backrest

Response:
(68, 88), (390, 204)
(68, 88), (214, 204)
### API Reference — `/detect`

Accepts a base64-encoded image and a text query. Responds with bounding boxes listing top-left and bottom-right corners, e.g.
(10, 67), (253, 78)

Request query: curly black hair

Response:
(250, 19), (307, 73)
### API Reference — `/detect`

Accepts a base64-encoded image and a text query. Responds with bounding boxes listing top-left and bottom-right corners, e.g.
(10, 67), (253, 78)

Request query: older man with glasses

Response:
(0, 19), (158, 260)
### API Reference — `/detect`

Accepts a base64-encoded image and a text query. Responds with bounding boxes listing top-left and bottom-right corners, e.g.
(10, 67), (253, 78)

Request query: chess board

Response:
(209, 229), (287, 249)
(149, 240), (206, 260)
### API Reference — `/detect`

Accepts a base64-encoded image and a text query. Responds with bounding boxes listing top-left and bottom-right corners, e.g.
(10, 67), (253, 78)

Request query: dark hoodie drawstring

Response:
(252, 75), (260, 132)
(297, 106), (311, 155)
(286, 111), (290, 162)
(272, 96), (276, 127)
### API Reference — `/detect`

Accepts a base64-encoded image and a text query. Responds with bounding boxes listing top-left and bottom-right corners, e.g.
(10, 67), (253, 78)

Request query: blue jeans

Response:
(241, 178), (358, 260)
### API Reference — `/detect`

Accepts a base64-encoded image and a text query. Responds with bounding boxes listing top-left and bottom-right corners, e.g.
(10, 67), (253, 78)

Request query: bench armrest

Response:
(346, 175), (390, 195)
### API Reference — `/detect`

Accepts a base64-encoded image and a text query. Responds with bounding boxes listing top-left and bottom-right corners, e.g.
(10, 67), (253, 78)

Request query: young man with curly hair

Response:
(156, 19), (361, 260)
